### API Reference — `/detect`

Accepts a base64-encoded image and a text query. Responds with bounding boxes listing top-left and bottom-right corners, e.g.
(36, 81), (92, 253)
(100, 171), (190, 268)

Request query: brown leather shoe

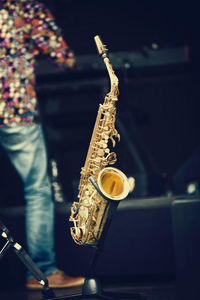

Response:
(26, 270), (85, 289)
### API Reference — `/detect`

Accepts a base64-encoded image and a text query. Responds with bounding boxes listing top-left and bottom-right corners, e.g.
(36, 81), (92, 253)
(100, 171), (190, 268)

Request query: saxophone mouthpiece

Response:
(94, 35), (108, 57)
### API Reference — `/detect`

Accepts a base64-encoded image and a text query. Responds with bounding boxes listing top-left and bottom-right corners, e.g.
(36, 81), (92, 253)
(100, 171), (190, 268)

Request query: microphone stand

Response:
(0, 220), (55, 299)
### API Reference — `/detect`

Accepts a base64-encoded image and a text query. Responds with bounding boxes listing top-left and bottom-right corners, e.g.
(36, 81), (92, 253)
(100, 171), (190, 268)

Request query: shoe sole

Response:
(26, 281), (84, 290)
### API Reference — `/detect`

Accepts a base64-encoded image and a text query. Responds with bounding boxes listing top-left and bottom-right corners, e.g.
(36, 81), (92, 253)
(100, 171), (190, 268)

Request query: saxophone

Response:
(69, 36), (133, 245)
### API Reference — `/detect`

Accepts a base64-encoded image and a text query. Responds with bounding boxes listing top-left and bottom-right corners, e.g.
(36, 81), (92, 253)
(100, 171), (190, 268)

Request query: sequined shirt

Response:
(0, 0), (74, 126)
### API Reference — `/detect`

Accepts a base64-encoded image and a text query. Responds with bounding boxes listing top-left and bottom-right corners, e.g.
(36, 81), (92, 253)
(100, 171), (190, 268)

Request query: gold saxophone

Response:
(69, 36), (133, 245)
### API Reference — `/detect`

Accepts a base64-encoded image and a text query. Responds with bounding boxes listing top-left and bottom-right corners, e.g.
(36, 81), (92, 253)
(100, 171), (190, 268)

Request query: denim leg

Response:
(0, 124), (58, 279)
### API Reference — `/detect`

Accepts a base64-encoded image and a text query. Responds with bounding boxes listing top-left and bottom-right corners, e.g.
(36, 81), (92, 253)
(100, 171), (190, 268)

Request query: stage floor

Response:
(0, 278), (176, 300)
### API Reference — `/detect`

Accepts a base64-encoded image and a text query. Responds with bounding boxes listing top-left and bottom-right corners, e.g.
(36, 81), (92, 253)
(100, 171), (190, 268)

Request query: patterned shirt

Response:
(0, 0), (75, 126)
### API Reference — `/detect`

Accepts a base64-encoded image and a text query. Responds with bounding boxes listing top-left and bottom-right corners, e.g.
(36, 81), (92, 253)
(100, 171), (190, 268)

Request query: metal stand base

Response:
(48, 277), (146, 299)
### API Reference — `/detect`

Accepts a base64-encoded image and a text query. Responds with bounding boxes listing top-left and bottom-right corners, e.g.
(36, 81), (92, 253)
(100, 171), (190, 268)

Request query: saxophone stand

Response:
(50, 199), (146, 300)
(0, 220), (55, 300)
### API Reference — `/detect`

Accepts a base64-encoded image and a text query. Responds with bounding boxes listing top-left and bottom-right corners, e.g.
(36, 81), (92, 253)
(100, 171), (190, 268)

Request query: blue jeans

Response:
(0, 124), (58, 279)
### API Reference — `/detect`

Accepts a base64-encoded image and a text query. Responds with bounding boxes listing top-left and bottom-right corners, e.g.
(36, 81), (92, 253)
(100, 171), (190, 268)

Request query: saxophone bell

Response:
(96, 167), (131, 201)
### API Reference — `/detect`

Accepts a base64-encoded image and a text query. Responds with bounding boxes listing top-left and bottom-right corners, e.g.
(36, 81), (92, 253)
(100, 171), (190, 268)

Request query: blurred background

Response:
(1, 0), (200, 203)
(0, 0), (200, 295)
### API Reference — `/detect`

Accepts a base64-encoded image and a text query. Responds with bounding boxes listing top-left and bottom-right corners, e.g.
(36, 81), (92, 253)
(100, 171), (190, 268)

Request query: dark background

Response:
(0, 0), (200, 291)
(41, 0), (194, 55)
(1, 0), (200, 204)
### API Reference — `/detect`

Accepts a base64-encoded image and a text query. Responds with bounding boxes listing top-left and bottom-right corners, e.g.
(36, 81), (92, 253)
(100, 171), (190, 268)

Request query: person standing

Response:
(0, 0), (85, 289)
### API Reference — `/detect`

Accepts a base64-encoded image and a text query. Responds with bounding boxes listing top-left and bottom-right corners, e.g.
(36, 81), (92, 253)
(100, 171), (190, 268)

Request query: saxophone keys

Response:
(98, 140), (107, 148)
(82, 198), (91, 207)
(84, 190), (90, 196)
(98, 149), (104, 156)
(105, 152), (117, 164)
(102, 133), (109, 140)
(94, 157), (101, 165)
(74, 227), (83, 240)
(105, 148), (110, 154)
(103, 126), (109, 131)
(91, 217), (97, 227)
(91, 167), (99, 175)
(103, 143), (107, 149)
(70, 203), (78, 215)
(79, 206), (88, 220)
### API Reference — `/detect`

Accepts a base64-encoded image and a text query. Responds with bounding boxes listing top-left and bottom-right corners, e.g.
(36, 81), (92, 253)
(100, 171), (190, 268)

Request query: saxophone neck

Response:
(94, 35), (119, 98)
(104, 57), (119, 97)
